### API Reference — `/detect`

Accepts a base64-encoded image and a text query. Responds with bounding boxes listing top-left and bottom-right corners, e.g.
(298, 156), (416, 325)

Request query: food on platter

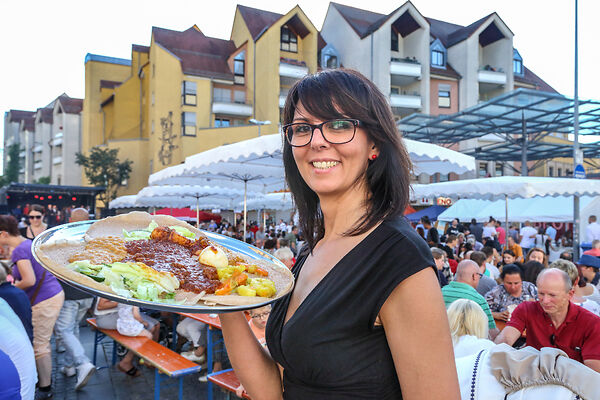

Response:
(35, 212), (294, 306)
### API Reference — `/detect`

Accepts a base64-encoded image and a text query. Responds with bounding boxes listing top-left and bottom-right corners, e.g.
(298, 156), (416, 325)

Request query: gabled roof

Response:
(330, 2), (387, 39)
(21, 116), (35, 131)
(515, 66), (558, 94)
(8, 110), (35, 123)
(132, 44), (149, 53)
(56, 94), (83, 114)
(237, 5), (284, 41)
(430, 62), (461, 79)
(152, 26), (236, 80)
(36, 107), (53, 124)
(446, 14), (493, 46)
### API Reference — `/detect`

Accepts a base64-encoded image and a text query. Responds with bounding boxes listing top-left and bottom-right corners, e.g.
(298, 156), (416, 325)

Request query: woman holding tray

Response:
(220, 69), (459, 399)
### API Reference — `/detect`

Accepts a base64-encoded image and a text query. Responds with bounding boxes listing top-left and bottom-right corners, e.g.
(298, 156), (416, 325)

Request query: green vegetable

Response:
(121, 220), (195, 241)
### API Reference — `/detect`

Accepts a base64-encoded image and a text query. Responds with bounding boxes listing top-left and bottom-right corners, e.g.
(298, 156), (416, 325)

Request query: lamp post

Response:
(573, 0), (581, 260)
(249, 118), (271, 137)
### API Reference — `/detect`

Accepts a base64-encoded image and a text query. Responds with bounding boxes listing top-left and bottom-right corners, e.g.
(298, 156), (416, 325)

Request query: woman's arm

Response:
(381, 267), (460, 400)
(13, 259), (36, 290)
(220, 312), (283, 400)
(97, 298), (118, 310)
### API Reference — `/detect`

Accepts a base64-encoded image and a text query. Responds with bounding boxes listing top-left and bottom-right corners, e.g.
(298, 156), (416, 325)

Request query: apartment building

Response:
(321, 2), (572, 180)
(3, 94), (83, 186)
(82, 4), (322, 197)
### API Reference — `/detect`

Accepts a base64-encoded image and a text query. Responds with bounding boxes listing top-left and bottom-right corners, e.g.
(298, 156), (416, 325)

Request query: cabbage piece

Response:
(169, 225), (196, 239)
(122, 229), (152, 241)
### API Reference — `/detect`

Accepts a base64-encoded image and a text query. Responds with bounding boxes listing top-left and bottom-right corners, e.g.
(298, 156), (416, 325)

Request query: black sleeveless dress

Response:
(266, 216), (436, 399)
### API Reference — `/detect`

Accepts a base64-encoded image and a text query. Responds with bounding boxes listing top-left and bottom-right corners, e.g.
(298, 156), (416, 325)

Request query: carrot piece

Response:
(254, 267), (269, 277)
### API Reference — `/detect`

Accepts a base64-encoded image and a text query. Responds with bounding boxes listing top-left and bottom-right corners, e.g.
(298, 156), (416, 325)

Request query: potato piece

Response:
(236, 285), (257, 297)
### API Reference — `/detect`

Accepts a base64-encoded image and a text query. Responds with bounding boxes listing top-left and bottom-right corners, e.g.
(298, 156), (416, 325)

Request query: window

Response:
(391, 28), (398, 52)
(513, 48), (524, 75)
(234, 51), (245, 85)
(549, 166), (554, 177)
(233, 90), (245, 104)
(324, 54), (338, 69)
(215, 118), (230, 128)
(495, 163), (503, 176)
(557, 168), (562, 177)
(430, 39), (446, 68)
(438, 84), (451, 108)
(479, 162), (488, 178)
(182, 81), (197, 105)
(280, 26), (297, 52)
(391, 87), (400, 95)
(213, 87), (231, 103)
(181, 112), (196, 136)
(431, 50), (444, 67)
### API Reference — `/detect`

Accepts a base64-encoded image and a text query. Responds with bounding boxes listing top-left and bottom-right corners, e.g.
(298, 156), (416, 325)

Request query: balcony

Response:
(55, 131), (63, 139)
(53, 156), (62, 165)
(478, 65), (506, 92)
(390, 57), (421, 86)
(34, 161), (43, 170)
(211, 101), (253, 117)
(33, 144), (43, 153)
(279, 58), (308, 86)
(52, 137), (63, 146)
(19, 151), (26, 158)
(390, 93), (421, 109)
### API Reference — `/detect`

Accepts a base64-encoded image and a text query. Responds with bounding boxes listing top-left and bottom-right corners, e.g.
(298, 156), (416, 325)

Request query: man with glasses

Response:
(495, 268), (600, 373)
(442, 260), (498, 339)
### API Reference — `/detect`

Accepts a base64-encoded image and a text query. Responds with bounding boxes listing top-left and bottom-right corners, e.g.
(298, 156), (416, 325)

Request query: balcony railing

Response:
(53, 156), (62, 165)
(390, 58), (421, 86)
(478, 65), (506, 85)
(19, 151), (26, 158)
(390, 93), (421, 109)
(34, 161), (43, 170)
(279, 58), (309, 80)
(52, 137), (63, 146)
(55, 132), (63, 139)
(33, 144), (43, 153)
(211, 101), (253, 117)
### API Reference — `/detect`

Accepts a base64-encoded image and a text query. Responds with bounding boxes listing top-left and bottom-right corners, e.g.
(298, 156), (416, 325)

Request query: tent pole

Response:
(243, 180), (248, 241)
(505, 194), (509, 251)
(196, 196), (199, 227)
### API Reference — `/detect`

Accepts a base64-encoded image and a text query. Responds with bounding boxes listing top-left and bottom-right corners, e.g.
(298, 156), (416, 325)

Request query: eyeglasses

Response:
(27, 215), (42, 220)
(251, 312), (270, 320)
(283, 119), (360, 147)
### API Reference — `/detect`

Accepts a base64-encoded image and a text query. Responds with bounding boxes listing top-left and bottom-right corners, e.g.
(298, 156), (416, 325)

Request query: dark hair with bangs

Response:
(282, 69), (412, 250)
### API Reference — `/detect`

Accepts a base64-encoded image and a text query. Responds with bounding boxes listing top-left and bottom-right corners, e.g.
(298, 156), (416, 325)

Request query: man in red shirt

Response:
(495, 268), (600, 372)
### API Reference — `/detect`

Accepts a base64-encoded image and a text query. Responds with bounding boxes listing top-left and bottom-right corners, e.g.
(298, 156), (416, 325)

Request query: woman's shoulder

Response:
(381, 216), (432, 251)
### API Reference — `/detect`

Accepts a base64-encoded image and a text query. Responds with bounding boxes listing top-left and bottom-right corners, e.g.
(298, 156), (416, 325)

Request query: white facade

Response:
(50, 100), (82, 186)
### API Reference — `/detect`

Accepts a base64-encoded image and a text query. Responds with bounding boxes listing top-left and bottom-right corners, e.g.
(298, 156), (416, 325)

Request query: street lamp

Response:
(249, 118), (271, 137)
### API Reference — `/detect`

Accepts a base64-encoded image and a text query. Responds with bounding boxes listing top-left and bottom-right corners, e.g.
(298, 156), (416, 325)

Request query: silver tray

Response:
(31, 220), (292, 313)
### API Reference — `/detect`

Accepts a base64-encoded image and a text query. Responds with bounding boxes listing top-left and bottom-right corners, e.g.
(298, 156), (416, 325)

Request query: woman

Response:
(0, 215), (64, 398)
(522, 260), (545, 284)
(20, 204), (48, 240)
(524, 247), (548, 268)
(484, 264), (537, 321)
(220, 69), (459, 399)
(447, 299), (495, 358)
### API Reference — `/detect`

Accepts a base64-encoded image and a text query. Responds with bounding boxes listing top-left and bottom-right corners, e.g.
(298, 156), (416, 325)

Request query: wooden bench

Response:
(208, 369), (251, 399)
(87, 318), (201, 400)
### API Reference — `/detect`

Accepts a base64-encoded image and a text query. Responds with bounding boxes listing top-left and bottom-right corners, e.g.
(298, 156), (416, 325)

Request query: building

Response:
(321, 2), (572, 180)
(81, 4), (323, 198)
(3, 110), (35, 182)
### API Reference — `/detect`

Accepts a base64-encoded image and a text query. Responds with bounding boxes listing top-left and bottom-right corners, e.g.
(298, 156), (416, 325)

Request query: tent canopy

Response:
(405, 205), (448, 222)
(155, 208), (221, 223)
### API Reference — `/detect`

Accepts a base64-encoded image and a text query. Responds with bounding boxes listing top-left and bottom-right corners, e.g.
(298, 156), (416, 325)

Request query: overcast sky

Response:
(1, 0), (597, 153)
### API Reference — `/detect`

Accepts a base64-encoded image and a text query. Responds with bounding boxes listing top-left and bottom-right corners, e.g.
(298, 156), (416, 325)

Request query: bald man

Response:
(55, 206), (95, 389)
(495, 268), (600, 372)
(442, 260), (498, 338)
(69, 208), (89, 223)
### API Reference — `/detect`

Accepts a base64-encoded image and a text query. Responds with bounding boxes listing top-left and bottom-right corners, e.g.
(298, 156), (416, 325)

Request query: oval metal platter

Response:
(31, 220), (293, 313)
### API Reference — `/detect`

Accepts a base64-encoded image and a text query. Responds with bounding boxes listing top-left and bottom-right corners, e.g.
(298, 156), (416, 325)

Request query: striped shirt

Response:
(442, 281), (496, 330)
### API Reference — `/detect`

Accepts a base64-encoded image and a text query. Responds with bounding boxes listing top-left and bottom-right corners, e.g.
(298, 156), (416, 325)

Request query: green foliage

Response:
(75, 147), (133, 206)
(34, 176), (51, 185)
(0, 144), (22, 186)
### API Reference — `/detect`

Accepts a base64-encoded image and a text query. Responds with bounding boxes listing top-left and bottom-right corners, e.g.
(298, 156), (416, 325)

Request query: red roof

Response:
(57, 95), (83, 114)
(237, 5), (283, 41)
(152, 26), (236, 80)
(37, 107), (53, 124)
(515, 66), (558, 94)
(8, 110), (35, 123)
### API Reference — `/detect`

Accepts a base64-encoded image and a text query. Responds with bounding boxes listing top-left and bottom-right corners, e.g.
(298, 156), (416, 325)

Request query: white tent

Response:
(438, 196), (595, 223)
(109, 195), (139, 209)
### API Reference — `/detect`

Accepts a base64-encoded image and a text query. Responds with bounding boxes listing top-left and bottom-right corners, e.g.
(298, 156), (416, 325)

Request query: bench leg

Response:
(207, 327), (213, 400)
(112, 340), (117, 365)
(171, 314), (179, 350)
(154, 369), (161, 400)
(178, 376), (183, 400)
(92, 329), (99, 365)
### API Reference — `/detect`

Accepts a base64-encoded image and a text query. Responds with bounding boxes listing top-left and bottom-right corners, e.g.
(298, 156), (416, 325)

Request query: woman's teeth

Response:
(312, 161), (339, 169)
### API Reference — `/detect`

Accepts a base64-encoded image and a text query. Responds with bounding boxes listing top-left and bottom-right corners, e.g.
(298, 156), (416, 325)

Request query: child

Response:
(116, 304), (153, 339)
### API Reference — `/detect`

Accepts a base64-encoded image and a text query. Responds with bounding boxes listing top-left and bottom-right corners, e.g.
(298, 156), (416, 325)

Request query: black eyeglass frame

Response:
(27, 215), (43, 220)
(282, 118), (361, 147)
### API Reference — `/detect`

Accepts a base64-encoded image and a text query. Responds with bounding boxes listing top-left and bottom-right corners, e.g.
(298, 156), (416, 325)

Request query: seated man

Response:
(578, 254), (600, 289)
(485, 264), (538, 322)
(442, 260), (498, 339)
(469, 251), (498, 297)
(495, 268), (600, 373)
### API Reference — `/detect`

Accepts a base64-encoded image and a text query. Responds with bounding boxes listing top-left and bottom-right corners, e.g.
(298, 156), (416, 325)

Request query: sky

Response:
(1, 0), (598, 156)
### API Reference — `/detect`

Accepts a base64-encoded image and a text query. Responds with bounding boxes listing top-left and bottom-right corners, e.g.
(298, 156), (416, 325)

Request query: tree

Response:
(0, 144), (22, 186)
(34, 176), (51, 185)
(75, 147), (133, 207)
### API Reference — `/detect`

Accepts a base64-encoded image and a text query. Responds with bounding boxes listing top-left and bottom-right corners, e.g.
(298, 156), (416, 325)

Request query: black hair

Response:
(0, 215), (19, 236)
(502, 249), (515, 257)
(522, 261), (545, 284)
(282, 69), (412, 250)
(500, 264), (523, 280)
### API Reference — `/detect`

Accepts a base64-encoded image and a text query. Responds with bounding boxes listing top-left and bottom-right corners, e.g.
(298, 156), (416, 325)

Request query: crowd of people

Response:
(419, 214), (600, 376)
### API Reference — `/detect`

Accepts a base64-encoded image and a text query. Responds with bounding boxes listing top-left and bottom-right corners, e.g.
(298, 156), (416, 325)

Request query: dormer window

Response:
(234, 51), (245, 85)
(430, 39), (446, 68)
(321, 44), (340, 69)
(513, 48), (523, 76)
(281, 26), (297, 53)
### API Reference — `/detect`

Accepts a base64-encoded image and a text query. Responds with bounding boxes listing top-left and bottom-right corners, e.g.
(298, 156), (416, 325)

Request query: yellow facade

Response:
(82, 6), (322, 198)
